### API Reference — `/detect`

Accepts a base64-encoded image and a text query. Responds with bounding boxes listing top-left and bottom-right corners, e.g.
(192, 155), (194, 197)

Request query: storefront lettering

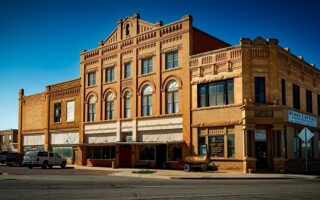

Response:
(288, 110), (317, 128)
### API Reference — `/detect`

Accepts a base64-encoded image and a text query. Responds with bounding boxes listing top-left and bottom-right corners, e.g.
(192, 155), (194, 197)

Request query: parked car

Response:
(22, 151), (67, 169)
(5, 152), (23, 166)
(0, 151), (9, 164)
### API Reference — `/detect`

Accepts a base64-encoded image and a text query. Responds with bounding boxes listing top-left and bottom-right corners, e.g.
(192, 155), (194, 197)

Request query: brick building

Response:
(18, 79), (81, 164)
(18, 14), (320, 173)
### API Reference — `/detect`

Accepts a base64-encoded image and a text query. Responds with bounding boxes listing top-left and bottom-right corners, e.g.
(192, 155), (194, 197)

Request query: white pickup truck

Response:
(23, 151), (67, 169)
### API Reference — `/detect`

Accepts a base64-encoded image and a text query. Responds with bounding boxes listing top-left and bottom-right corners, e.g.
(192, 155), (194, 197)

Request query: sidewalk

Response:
(73, 165), (319, 180)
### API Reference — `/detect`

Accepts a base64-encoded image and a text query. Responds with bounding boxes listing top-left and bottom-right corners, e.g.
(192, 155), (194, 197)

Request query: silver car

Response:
(23, 151), (67, 169)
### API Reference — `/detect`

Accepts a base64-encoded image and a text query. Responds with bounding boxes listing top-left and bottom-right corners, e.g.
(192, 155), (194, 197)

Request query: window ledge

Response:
(87, 85), (98, 89)
(138, 72), (156, 78)
(53, 121), (62, 124)
(162, 67), (181, 73)
(121, 78), (133, 81)
(192, 104), (242, 111)
(103, 81), (117, 85)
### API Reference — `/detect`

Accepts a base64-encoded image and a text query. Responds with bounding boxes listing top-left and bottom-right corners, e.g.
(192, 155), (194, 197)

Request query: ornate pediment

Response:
(252, 36), (267, 45)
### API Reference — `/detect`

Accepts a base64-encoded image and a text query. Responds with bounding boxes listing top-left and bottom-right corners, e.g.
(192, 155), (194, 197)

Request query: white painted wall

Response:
(23, 134), (45, 146)
(50, 132), (79, 145)
(86, 133), (117, 144)
(138, 129), (183, 142)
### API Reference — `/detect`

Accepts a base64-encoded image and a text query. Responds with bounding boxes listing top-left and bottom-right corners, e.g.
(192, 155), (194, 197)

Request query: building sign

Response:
(209, 136), (224, 157)
(288, 110), (317, 128)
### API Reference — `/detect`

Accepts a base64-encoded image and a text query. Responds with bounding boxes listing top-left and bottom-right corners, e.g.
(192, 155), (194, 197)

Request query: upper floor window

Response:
(281, 79), (286, 105)
(105, 93), (114, 120)
(142, 57), (153, 75)
(198, 79), (234, 107)
(124, 92), (131, 118)
(166, 80), (179, 114)
(88, 96), (96, 122)
(125, 24), (130, 36)
(124, 63), (131, 79)
(293, 84), (300, 110)
(165, 51), (178, 69)
(88, 72), (96, 86)
(142, 85), (153, 116)
(306, 89), (313, 113)
(54, 103), (61, 123)
(254, 77), (265, 104)
(106, 67), (115, 83)
(66, 101), (75, 122)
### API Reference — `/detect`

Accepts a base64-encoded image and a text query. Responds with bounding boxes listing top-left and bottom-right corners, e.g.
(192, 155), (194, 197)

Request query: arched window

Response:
(124, 92), (131, 118)
(125, 24), (130, 36)
(166, 80), (179, 114)
(142, 85), (153, 116)
(88, 96), (96, 122)
(105, 93), (115, 120)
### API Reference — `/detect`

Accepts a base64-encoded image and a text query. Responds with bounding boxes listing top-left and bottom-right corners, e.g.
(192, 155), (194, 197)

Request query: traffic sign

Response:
(298, 127), (314, 142)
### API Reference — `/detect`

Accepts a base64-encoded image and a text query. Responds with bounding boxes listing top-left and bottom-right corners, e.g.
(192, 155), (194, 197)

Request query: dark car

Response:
(5, 152), (23, 166)
(0, 151), (9, 164)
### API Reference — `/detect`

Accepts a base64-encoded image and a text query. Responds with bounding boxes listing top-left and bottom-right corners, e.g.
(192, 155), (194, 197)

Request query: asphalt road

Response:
(0, 166), (319, 200)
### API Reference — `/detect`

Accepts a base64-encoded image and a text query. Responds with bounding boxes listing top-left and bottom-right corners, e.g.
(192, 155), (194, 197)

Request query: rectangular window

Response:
(124, 97), (130, 118)
(209, 135), (224, 157)
(198, 136), (206, 156)
(293, 84), (300, 109)
(142, 57), (153, 74)
(106, 101), (114, 120)
(66, 101), (75, 122)
(167, 144), (182, 161)
(88, 72), (96, 86)
(91, 146), (115, 160)
(254, 77), (265, 103)
(54, 103), (61, 123)
(198, 79), (234, 107)
(106, 67), (115, 83)
(281, 79), (286, 105)
(306, 89), (313, 113)
(165, 51), (178, 69)
(88, 103), (96, 122)
(227, 134), (235, 158)
(142, 95), (152, 116)
(124, 63), (131, 78)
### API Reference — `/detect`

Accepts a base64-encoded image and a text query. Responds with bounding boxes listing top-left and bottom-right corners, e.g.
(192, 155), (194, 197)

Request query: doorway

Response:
(255, 130), (268, 170)
(156, 144), (167, 168)
(119, 145), (132, 168)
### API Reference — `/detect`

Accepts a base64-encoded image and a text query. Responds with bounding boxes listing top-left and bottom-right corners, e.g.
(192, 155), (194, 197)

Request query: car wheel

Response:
(28, 165), (33, 169)
(42, 161), (48, 169)
(183, 164), (191, 172)
(60, 161), (66, 169)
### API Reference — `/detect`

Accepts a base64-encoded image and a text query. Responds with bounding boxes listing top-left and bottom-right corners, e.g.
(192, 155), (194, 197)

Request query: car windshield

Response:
(0, 151), (8, 155)
(6, 153), (17, 158)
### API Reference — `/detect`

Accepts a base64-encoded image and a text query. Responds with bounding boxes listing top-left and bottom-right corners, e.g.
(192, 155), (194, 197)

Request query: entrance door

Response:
(156, 144), (167, 168)
(119, 145), (132, 168)
(255, 130), (268, 170)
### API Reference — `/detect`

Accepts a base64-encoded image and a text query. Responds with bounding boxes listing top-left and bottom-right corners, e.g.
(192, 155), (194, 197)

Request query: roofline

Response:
(46, 77), (81, 87)
(192, 27), (231, 46)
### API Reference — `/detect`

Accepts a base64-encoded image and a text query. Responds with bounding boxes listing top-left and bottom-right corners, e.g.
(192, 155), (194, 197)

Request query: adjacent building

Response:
(0, 129), (18, 151)
(18, 79), (81, 164)
(18, 14), (320, 173)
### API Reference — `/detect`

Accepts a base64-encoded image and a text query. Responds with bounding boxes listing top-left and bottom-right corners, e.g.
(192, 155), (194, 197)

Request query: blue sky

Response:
(0, 0), (320, 129)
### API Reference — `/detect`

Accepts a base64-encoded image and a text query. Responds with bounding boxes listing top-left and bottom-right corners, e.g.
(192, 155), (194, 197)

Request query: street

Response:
(0, 166), (319, 200)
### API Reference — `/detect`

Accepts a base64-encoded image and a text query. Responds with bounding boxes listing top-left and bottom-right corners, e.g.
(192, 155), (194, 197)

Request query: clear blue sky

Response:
(0, 0), (319, 129)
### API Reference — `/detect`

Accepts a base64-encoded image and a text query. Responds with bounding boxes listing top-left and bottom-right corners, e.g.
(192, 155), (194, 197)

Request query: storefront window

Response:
(293, 136), (301, 159)
(209, 135), (224, 157)
(198, 136), (206, 155)
(227, 134), (235, 158)
(52, 147), (73, 159)
(168, 144), (182, 161)
(91, 146), (115, 160)
(139, 146), (155, 160)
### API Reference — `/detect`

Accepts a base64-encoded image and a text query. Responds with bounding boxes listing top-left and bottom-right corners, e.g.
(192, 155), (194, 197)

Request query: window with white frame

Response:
(66, 101), (75, 122)
(105, 93), (114, 120)
(124, 92), (131, 118)
(166, 80), (179, 114)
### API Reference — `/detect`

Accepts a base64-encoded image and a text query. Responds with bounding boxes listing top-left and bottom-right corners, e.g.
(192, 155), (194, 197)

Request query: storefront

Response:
(50, 132), (79, 164)
(22, 134), (45, 153)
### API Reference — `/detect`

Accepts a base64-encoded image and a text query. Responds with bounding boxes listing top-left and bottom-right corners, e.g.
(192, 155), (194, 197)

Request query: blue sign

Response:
(288, 110), (317, 128)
